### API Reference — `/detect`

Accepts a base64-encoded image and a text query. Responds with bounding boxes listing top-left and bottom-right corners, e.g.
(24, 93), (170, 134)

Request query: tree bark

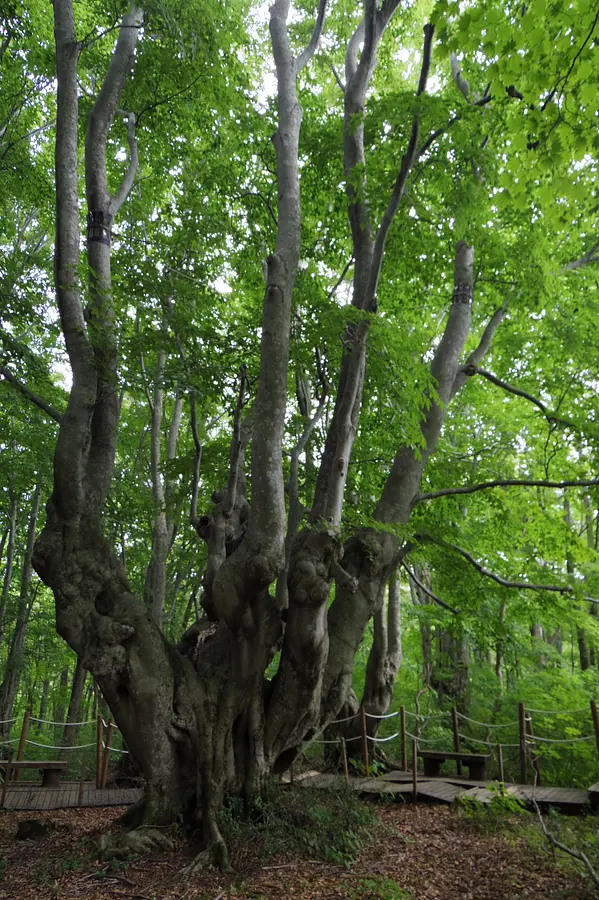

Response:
(63, 657), (88, 745)
(0, 484), (41, 739)
(0, 486), (18, 647)
(53, 664), (70, 727)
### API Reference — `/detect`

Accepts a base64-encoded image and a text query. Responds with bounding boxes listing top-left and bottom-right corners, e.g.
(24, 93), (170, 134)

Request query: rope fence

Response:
(4, 696), (599, 790)
(301, 697), (599, 784)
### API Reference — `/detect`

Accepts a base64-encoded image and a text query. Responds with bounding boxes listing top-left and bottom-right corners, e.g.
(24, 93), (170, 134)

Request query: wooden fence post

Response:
(1, 750), (13, 809)
(526, 712), (541, 785)
(360, 708), (370, 778)
(591, 700), (599, 755)
(412, 739), (418, 801)
(518, 701), (527, 785)
(341, 738), (350, 785)
(100, 720), (113, 790)
(78, 750), (87, 807)
(95, 715), (103, 790)
(451, 707), (462, 776)
(400, 706), (407, 772)
(14, 710), (30, 782)
(497, 743), (504, 784)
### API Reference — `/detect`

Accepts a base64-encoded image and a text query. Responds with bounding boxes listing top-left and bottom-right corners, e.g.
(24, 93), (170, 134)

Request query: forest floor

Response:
(0, 800), (595, 900)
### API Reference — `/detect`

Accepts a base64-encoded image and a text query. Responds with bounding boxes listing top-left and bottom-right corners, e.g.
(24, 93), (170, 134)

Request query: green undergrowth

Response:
(457, 792), (599, 888)
(344, 877), (413, 899)
(220, 782), (379, 867)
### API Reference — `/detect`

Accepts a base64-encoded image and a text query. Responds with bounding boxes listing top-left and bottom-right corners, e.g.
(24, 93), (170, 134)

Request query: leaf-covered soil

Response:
(0, 803), (593, 899)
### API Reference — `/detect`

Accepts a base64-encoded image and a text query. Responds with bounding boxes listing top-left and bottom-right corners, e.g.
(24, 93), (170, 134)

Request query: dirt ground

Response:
(0, 803), (593, 899)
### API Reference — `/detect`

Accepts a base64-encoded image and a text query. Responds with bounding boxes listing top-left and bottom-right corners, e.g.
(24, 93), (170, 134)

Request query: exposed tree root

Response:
(181, 837), (232, 874)
(98, 827), (173, 860)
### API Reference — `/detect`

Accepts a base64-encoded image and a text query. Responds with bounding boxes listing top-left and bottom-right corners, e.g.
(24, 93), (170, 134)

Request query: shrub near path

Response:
(0, 800), (592, 899)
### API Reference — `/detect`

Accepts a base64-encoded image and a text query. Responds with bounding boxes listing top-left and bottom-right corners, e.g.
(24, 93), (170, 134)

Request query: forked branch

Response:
(416, 478), (599, 504)
(402, 562), (459, 613)
(295, 0), (329, 73)
(0, 366), (63, 424)
(417, 533), (599, 604)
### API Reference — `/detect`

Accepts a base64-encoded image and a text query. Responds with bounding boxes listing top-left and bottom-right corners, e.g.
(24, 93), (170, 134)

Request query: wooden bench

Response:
(0, 759), (67, 787)
(418, 750), (489, 781)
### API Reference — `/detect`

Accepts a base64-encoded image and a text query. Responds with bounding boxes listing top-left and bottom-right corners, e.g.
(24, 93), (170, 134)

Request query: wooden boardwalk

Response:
(0, 773), (591, 814)
(297, 771), (591, 813)
(1, 782), (142, 810)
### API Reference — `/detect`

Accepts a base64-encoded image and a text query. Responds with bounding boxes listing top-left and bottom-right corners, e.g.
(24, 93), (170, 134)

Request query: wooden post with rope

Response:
(526, 711), (541, 785)
(400, 706), (407, 771)
(518, 701), (527, 785)
(100, 720), (113, 790)
(341, 737), (350, 785)
(78, 750), (87, 807)
(95, 715), (103, 789)
(451, 707), (462, 776)
(0, 750), (13, 808)
(412, 739), (418, 801)
(14, 710), (30, 782)
(591, 700), (599, 756)
(360, 708), (370, 777)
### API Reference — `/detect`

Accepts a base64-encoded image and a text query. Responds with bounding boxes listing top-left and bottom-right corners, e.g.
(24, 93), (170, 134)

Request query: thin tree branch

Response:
(295, 0), (329, 73)
(189, 390), (202, 526)
(562, 237), (599, 272)
(326, 256), (354, 301)
(451, 304), (508, 396)
(331, 62), (345, 93)
(0, 366), (63, 423)
(239, 190), (278, 227)
(109, 111), (138, 216)
(461, 364), (578, 428)
(541, 6), (599, 111)
(531, 795), (599, 887)
(364, 24), (434, 309)
(416, 478), (599, 504)
(417, 533), (599, 604)
(402, 562), (459, 613)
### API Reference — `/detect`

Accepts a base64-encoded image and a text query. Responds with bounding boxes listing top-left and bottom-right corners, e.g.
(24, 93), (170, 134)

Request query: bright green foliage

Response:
(1, 0), (599, 791)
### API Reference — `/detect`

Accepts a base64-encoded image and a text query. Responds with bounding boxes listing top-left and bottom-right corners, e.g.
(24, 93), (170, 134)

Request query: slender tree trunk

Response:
(0, 484), (42, 739)
(38, 678), (50, 723)
(63, 657), (87, 745)
(0, 487), (18, 647)
(52, 665), (70, 726)
(495, 600), (507, 694)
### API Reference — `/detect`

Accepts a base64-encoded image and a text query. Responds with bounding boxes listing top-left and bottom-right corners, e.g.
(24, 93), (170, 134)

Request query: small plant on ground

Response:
(346, 877), (413, 899)
(456, 788), (527, 834)
(220, 783), (379, 867)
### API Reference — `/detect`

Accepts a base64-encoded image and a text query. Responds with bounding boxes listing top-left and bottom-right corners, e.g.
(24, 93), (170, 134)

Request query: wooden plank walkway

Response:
(1, 773), (591, 813)
(296, 770), (592, 813)
(1, 782), (142, 810)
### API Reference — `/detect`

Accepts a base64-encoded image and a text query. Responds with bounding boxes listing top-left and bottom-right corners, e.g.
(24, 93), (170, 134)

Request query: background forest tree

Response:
(1, 0), (599, 866)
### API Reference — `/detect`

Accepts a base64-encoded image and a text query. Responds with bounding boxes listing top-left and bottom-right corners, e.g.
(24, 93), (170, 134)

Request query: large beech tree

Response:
(0, 0), (595, 869)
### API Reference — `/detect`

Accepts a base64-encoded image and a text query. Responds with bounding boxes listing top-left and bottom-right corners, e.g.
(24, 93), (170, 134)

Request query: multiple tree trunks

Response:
(32, 0), (509, 869)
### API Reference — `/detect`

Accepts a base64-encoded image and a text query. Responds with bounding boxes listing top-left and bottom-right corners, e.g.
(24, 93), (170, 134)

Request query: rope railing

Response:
(404, 710), (448, 720)
(365, 710), (399, 721)
(102, 718), (120, 731)
(526, 733), (596, 744)
(30, 716), (96, 727)
(406, 731), (449, 745)
(0, 718), (17, 726)
(456, 712), (518, 729)
(525, 706), (590, 716)
(102, 741), (129, 754)
(367, 731), (400, 743)
(457, 731), (520, 748)
(25, 739), (96, 750)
